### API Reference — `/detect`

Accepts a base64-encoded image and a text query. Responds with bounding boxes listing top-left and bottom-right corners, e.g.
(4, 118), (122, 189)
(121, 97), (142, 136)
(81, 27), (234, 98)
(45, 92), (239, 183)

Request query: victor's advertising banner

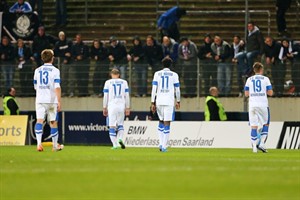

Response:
(0, 115), (28, 146)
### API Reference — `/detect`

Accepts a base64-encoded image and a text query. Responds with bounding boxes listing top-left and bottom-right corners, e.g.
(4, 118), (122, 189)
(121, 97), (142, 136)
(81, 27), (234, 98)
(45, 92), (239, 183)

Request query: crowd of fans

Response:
(0, 1), (299, 98)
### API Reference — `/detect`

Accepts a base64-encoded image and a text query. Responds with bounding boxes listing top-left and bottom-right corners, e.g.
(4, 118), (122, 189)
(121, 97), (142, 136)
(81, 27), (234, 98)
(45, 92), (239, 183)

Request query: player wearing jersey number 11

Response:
(151, 57), (181, 152)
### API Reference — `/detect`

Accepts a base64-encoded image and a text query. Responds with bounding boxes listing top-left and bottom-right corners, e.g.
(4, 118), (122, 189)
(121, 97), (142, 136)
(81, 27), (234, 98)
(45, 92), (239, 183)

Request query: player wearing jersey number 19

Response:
(33, 49), (63, 152)
(244, 62), (273, 153)
(103, 68), (130, 149)
(151, 57), (181, 152)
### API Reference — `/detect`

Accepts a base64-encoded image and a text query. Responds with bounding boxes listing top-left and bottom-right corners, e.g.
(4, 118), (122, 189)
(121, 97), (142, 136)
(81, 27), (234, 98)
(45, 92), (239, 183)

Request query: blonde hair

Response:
(253, 62), (264, 73)
(41, 49), (54, 63)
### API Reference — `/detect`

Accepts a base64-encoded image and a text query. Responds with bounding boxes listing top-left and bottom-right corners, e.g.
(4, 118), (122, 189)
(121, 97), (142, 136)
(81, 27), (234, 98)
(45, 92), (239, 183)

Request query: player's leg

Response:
(162, 121), (170, 152)
(107, 110), (118, 149)
(257, 107), (270, 153)
(249, 107), (259, 153)
(156, 105), (164, 151)
(35, 104), (46, 151)
(161, 106), (174, 152)
(48, 105), (63, 151)
(116, 110), (125, 149)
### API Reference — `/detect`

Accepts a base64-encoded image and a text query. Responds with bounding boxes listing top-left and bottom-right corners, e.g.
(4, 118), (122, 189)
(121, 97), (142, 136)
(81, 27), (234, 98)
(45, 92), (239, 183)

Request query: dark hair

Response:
(233, 35), (241, 40)
(162, 57), (173, 68)
(180, 36), (189, 43)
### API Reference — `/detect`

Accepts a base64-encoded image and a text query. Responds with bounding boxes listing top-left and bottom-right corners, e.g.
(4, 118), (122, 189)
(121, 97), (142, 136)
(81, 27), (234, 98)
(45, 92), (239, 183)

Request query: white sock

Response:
(162, 125), (170, 149)
(36, 134), (42, 146)
(110, 136), (117, 147)
(117, 125), (124, 141)
(51, 128), (58, 149)
(35, 123), (43, 146)
(259, 133), (268, 148)
(158, 123), (164, 147)
(163, 133), (170, 149)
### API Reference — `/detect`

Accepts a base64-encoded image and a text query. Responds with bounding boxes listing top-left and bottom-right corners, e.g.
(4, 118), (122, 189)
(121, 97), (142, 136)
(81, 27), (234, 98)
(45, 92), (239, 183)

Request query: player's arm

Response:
(125, 82), (130, 116)
(54, 72), (61, 112)
(33, 70), (37, 90)
(55, 87), (61, 112)
(244, 80), (250, 97)
(266, 86), (273, 96)
(151, 74), (158, 112)
(103, 82), (109, 116)
(174, 74), (181, 109)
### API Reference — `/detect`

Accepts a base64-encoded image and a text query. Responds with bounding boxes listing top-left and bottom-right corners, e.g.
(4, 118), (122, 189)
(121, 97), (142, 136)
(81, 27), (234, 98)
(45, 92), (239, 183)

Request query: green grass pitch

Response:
(0, 146), (299, 200)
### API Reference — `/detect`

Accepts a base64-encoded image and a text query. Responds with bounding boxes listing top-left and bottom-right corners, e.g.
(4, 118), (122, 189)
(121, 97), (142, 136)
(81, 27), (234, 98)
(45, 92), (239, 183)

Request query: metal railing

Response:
(1, 60), (299, 100)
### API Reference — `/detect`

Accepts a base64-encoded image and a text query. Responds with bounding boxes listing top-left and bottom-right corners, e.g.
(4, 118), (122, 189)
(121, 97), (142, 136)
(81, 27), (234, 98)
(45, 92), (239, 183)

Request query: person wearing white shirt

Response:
(151, 57), (180, 152)
(244, 62), (273, 153)
(33, 49), (63, 152)
(103, 68), (130, 149)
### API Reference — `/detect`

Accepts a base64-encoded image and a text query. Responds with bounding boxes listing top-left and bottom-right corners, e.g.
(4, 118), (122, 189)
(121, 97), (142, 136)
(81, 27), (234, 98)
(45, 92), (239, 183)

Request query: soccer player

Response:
(151, 57), (180, 152)
(103, 68), (130, 149)
(244, 62), (273, 153)
(34, 49), (63, 152)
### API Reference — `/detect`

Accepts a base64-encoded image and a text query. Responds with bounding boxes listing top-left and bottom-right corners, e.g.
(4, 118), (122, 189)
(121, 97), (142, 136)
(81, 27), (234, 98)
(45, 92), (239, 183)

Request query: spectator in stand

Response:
(71, 33), (90, 97)
(90, 39), (109, 97)
(231, 35), (245, 97)
(0, 0), (9, 13)
(277, 38), (294, 96)
(198, 33), (216, 96)
(0, 36), (15, 90)
(144, 35), (163, 75)
(204, 86), (227, 121)
(276, 0), (292, 36)
(161, 36), (179, 64)
(157, 6), (186, 42)
(29, 0), (42, 22)
(291, 42), (300, 96)
(55, 0), (67, 27)
(211, 35), (232, 96)
(108, 36), (127, 80)
(127, 36), (147, 97)
(9, 0), (32, 13)
(54, 31), (72, 96)
(178, 36), (198, 97)
(264, 36), (281, 96)
(32, 26), (56, 67)
(235, 22), (264, 94)
(15, 38), (34, 96)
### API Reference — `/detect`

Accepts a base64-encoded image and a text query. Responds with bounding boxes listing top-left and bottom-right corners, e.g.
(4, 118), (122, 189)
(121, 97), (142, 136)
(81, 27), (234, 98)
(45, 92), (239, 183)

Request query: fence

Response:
(1, 58), (299, 99)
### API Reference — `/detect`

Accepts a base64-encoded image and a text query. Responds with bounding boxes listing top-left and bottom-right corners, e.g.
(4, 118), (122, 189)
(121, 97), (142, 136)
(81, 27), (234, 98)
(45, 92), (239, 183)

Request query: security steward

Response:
(205, 86), (227, 121)
(3, 87), (19, 115)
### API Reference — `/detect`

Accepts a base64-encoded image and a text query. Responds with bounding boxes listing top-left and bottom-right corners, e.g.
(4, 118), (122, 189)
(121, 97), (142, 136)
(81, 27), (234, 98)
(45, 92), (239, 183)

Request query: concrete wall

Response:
(1, 97), (299, 121)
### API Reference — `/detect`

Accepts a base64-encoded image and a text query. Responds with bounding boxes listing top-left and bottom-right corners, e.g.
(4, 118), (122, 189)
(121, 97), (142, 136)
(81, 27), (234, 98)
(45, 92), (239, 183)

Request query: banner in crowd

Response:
(0, 115), (28, 146)
(123, 121), (300, 149)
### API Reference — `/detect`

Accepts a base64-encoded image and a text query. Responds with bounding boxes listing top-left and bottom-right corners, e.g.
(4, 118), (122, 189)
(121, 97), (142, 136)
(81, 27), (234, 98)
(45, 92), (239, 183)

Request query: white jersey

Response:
(103, 78), (130, 109)
(244, 74), (272, 108)
(151, 68), (180, 106)
(34, 63), (61, 104)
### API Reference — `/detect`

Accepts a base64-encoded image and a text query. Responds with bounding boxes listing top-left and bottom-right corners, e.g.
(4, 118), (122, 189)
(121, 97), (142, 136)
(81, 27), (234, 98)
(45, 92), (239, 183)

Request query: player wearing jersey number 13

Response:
(151, 57), (181, 152)
(244, 62), (273, 153)
(33, 49), (63, 152)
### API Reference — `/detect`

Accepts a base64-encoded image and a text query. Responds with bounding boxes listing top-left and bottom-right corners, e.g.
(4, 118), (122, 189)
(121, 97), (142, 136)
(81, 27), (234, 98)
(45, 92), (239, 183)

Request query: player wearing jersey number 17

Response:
(33, 49), (63, 152)
(103, 68), (130, 149)
(151, 57), (181, 152)
(244, 62), (273, 153)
